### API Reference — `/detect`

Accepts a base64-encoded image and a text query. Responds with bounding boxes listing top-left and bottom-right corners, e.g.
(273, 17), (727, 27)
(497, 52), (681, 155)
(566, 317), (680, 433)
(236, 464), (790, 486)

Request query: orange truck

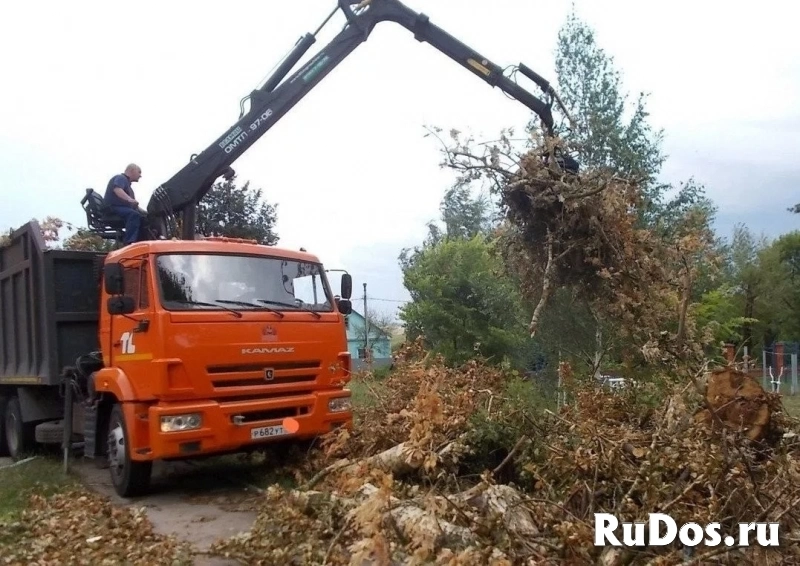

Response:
(0, 221), (354, 496)
(1, 0), (573, 496)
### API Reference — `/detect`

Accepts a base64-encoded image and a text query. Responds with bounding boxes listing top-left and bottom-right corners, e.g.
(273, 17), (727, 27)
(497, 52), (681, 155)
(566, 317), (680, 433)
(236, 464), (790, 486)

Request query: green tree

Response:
(727, 224), (770, 349)
(755, 231), (800, 343)
(399, 235), (532, 367)
(196, 179), (279, 245)
(400, 183), (493, 270)
(551, 11), (665, 195)
(550, 11), (717, 234)
(62, 227), (117, 252)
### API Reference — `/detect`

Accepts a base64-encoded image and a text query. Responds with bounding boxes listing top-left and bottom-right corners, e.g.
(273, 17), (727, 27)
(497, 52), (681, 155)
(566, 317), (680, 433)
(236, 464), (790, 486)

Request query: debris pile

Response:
(210, 354), (800, 565)
(0, 487), (193, 565)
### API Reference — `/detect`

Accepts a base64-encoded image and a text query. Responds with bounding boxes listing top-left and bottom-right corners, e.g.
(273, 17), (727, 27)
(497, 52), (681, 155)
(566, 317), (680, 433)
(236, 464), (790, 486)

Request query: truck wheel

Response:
(4, 397), (34, 461)
(107, 404), (152, 497)
(0, 397), (9, 457)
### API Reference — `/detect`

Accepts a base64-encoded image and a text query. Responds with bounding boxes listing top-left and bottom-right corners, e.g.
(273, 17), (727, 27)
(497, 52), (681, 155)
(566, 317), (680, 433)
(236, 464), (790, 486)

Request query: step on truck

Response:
(0, 220), (355, 496)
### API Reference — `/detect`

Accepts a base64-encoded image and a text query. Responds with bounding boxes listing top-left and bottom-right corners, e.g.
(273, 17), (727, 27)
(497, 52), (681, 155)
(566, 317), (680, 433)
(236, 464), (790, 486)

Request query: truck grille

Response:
(206, 359), (321, 394)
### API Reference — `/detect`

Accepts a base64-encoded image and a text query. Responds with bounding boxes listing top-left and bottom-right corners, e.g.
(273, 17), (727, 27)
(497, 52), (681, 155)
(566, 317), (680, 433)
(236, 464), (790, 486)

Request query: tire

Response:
(4, 397), (34, 461)
(35, 420), (65, 444)
(0, 397), (9, 457)
(107, 404), (152, 497)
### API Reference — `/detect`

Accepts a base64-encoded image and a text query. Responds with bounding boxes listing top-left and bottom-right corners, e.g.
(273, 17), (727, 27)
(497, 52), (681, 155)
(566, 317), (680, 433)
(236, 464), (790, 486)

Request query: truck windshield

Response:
(155, 253), (334, 313)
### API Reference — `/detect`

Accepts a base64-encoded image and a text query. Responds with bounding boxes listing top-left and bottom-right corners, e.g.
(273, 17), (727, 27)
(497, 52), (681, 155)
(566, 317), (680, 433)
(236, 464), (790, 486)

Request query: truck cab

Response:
(98, 237), (354, 494)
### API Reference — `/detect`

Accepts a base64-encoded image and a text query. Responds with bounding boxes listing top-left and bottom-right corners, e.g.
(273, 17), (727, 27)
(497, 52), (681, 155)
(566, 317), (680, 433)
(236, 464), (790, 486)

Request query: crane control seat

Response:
(81, 188), (128, 242)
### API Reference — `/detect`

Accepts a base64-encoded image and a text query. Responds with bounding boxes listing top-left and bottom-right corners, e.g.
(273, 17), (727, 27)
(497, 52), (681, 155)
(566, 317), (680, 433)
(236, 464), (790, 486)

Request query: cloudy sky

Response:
(1, 0), (798, 321)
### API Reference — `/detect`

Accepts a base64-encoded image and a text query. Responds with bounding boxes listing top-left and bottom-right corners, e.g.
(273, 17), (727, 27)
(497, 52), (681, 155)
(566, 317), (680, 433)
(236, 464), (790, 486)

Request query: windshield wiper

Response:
(256, 299), (322, 319)
(216, 299), (285, 318)
(172, 299), (242, 318)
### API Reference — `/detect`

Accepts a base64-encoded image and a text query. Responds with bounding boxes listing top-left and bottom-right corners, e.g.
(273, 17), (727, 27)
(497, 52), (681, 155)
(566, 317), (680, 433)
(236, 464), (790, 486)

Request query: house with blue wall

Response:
(345, 309), (392, 370)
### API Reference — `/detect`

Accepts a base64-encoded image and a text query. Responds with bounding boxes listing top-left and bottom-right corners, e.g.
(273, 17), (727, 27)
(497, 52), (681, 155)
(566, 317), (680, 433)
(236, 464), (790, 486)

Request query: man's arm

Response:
(113, 187), (138, 206)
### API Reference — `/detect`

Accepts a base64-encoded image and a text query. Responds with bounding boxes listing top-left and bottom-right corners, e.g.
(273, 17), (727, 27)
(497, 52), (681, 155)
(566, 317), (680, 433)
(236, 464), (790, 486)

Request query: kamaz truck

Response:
(0, 0), (575, 496)
(0, 222), (355, 495)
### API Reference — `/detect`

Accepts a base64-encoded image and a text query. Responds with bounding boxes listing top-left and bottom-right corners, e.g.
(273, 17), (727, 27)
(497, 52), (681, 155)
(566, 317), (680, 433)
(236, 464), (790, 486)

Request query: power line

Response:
(355, 296), (409, 303)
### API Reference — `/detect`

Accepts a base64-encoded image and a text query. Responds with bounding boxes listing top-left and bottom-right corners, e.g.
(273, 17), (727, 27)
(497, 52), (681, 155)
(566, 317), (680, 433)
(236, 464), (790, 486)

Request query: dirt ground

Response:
(70, 457), (265, 566)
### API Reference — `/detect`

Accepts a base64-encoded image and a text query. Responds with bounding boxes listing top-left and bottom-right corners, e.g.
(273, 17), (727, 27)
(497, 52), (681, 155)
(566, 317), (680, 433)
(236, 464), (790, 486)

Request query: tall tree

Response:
(400, 182), (492, 270)
(728, 223), (769, 349)
(439, 185), (493, 241)
(549, 11), (718, 234)
(551, 12), (665, 195)
(196, 179), (279, 245)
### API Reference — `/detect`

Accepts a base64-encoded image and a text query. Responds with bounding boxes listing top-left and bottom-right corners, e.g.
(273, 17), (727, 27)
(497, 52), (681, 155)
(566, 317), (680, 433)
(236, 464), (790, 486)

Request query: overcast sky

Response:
(1, 0), (798, 321)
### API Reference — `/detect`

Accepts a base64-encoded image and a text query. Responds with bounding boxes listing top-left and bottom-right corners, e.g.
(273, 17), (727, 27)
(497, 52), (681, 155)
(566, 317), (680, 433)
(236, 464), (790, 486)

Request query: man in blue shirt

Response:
(104, 163), (144, 245)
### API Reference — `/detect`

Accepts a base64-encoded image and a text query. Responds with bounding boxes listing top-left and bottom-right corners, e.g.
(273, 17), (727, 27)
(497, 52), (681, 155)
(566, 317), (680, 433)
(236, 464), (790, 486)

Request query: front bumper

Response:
(139, 390), (352, 460)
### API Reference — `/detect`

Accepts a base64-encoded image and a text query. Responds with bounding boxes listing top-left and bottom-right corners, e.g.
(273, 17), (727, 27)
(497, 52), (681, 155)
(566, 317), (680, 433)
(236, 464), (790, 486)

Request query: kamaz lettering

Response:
(242, 347), (295, 354)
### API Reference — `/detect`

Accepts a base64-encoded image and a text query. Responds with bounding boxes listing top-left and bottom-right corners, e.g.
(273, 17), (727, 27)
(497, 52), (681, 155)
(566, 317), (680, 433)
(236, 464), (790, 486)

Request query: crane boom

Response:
(146, 0), (573, 240)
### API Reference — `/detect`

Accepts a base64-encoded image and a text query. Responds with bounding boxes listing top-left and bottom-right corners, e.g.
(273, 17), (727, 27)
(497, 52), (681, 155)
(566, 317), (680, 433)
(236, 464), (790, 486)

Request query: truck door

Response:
(109, 259), (155, 368)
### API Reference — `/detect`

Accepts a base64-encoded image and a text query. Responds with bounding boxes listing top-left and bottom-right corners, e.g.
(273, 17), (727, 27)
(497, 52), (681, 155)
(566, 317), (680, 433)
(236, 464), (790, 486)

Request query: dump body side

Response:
(0, 220), (106, 388)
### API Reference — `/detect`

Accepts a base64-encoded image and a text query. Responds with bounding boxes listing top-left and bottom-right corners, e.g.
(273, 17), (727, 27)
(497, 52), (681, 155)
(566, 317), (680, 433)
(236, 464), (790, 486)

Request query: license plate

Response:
(250, 424), (288, 440)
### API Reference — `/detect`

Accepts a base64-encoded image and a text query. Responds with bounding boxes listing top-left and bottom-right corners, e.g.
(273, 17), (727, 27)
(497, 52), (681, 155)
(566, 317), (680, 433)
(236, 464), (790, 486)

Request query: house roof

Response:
(346, 309), (392, 339)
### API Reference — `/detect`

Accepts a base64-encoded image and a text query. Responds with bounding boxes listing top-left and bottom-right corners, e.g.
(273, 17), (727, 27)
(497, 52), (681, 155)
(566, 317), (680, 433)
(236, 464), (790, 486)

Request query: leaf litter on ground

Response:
(0, 486), (194, 566)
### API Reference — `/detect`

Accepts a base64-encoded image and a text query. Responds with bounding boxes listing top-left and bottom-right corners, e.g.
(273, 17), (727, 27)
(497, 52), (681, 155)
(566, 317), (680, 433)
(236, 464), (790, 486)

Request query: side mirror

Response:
(104, 262), (125, 295)
(337, 298), (352, 315)
(107, 295), (135, 315)
(341, 273), (352, 299)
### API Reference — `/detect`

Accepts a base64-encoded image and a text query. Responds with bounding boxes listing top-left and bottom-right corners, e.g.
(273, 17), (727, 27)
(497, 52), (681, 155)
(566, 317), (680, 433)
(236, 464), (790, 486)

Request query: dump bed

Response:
(0, 220), (107, 387)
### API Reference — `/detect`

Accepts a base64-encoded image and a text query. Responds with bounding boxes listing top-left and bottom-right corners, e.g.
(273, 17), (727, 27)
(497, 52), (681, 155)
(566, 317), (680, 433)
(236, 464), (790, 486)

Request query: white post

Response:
(792, 353), (798, 395)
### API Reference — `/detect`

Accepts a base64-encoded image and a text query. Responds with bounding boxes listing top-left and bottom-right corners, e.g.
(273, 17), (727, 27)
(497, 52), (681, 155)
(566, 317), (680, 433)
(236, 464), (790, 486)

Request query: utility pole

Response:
(363, 282), (371, 368)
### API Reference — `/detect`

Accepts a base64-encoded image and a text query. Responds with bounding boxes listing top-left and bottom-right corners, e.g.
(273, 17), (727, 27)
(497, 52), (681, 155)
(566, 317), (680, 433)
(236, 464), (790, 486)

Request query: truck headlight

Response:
(160, 413), (202, 432)
(328, 397), (351, 413)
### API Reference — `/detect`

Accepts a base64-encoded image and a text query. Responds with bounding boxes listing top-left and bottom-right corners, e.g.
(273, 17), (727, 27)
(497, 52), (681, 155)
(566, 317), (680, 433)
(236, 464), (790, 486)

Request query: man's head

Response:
(124, 163), (142, 182)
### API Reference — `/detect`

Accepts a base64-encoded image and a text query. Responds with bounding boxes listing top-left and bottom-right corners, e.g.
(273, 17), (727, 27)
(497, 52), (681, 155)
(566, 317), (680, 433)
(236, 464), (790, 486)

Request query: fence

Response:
(723, 342), (799, 395)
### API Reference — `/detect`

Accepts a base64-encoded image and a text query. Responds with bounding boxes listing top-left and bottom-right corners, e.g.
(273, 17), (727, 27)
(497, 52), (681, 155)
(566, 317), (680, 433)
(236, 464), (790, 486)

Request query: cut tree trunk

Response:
(694, 367), (772, 442)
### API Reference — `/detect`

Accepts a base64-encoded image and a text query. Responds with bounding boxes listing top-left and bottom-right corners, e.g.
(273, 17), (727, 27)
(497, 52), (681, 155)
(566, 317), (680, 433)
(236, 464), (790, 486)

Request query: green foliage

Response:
(196, 179), (279, 245)
(461, 375), (555, 478)
(551, 12), (665, 198)
(694, 285), (758, 344)
(552, 10), (716, 236)
(400, 235), (531, 367)
(62, 227), (117, 252)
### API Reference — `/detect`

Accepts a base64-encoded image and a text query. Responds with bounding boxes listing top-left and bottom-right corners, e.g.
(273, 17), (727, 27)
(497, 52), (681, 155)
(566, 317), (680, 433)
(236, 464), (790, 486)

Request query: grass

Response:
(0, 456), (78, 521)
(782, 394), (800, 418)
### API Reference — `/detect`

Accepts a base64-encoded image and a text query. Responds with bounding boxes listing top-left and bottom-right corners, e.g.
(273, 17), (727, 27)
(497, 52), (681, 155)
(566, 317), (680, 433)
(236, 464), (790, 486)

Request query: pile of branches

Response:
(428, 128), (719, 369)
(501, 140), (717, 361)
(210, 351), (800, 565)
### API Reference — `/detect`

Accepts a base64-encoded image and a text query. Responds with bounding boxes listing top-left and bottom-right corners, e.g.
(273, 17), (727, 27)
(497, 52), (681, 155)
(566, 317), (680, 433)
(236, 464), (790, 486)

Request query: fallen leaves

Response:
(0, 488), (193, 565)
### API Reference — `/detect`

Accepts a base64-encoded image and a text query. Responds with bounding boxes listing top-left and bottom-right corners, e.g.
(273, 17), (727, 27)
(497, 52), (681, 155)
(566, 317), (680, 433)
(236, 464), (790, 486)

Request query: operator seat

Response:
(80, 188), (128, 243)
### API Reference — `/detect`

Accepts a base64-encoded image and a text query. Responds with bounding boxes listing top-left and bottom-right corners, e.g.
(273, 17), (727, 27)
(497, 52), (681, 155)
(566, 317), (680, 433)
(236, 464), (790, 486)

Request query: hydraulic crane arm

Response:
(146, 0), (573, 240)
